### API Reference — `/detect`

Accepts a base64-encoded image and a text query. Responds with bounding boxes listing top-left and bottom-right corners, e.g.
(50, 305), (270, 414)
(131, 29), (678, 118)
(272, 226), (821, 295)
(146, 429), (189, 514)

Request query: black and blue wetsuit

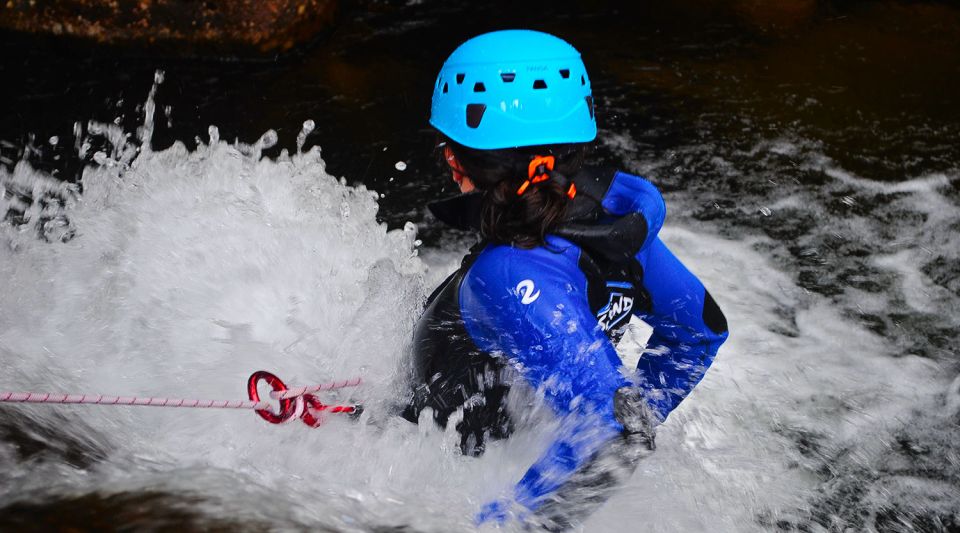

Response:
(403, 168), (728, 520)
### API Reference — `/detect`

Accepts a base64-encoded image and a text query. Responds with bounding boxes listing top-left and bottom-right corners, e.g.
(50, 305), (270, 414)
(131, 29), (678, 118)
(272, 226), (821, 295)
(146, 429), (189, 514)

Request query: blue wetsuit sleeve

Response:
(461, 244), (627, 513)
(601, 171), (666, 251)
(633, 237), (729, 420)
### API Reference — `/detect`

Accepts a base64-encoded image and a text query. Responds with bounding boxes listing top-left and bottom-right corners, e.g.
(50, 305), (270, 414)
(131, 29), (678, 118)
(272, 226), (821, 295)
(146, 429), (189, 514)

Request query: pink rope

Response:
(0, 375), (363, 416)
(270, 377), (363, 400)
(0, 391), (273, 411)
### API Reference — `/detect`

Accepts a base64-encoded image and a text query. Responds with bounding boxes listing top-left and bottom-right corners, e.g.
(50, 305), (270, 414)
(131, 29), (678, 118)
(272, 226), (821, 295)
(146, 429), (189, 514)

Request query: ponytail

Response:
(441, 138), (587, 249)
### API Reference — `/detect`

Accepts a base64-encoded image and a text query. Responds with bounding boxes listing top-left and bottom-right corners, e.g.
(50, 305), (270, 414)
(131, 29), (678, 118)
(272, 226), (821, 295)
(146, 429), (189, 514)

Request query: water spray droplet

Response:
(258, 130), (278, 150)
(208, 126), (220, 145)
(73, 121), (83, 151)
(296, 119), (316, 154)
(394, 161), (407, 171)
(48, 136), (59, 146)
(759, 206), (772, 216)
(138, 69), (165, 149)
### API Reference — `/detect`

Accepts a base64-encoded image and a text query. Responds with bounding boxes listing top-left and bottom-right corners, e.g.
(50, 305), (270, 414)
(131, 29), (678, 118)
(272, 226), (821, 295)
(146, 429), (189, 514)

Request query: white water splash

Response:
(587, 228), (950, 532)
(0, 74), (494, 531)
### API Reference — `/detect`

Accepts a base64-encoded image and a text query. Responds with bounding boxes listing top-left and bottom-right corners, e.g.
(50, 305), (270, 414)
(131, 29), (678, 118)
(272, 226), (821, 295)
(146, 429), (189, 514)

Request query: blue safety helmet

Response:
(430, 30), (597, 150)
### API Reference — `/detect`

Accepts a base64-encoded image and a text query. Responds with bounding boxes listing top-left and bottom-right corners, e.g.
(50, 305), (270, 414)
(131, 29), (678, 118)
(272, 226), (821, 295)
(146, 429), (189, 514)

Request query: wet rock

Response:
(0, 491), (275, 532)
(0, 413), (109, 469)
(0, 0), (337, 57)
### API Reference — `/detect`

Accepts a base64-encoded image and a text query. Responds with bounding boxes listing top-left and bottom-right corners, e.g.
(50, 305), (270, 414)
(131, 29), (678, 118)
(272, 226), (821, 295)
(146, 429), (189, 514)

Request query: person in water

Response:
(401, 30), (729, 528)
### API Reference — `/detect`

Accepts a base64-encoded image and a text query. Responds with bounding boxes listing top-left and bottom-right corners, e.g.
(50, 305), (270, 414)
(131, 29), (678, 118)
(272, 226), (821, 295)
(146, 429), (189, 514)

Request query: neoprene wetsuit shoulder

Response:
(403, 167), (729, 514)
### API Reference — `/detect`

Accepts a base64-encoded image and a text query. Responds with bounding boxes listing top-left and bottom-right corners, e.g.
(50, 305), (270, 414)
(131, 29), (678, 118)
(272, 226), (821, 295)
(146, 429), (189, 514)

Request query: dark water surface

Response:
(2, 1), (959, 531)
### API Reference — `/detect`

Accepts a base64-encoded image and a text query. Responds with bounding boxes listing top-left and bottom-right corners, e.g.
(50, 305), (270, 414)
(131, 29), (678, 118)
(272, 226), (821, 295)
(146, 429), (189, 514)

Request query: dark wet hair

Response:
(440, 137), (587, 248)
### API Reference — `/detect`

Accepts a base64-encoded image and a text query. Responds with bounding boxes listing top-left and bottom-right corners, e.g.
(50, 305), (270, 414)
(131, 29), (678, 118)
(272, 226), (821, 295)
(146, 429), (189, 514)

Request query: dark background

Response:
(3, 0), (957, 231)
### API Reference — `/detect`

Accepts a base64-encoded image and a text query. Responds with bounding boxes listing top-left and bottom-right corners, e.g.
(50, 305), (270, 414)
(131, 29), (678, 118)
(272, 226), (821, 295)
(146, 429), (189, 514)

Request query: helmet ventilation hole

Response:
(500, 72), (516, 83)
(585, 96), (594, 119)
(533, 79), (548, 90)
(466, 104), (486, 128)
(473, 82), (486, 93)
(559, 69), (570, 79)
(442, 82), (449, 94)
(581, 75), (586, 85)
(456, 73), (465, 84)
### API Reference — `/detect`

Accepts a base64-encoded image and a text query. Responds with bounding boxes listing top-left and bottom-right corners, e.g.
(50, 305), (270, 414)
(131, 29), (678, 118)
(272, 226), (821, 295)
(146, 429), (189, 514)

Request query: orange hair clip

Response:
(517, 155), (556, 196)
(516, 180), (531, 195)
(527, 155), (555, 179)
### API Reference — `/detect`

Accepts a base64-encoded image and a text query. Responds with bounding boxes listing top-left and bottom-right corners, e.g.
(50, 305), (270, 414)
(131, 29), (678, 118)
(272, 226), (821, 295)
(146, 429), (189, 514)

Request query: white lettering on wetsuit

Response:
(597, 293), (634, 331)
(516, 279), (541, 304)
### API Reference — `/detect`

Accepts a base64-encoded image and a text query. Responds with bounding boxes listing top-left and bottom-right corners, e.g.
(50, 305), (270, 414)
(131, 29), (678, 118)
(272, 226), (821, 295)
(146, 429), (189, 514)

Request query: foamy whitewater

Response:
(1, 75), (958, 531)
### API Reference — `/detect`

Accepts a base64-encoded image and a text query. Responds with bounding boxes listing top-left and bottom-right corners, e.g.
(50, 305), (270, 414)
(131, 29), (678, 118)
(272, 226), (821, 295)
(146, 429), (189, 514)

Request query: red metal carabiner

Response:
(247, 371), (302, 424)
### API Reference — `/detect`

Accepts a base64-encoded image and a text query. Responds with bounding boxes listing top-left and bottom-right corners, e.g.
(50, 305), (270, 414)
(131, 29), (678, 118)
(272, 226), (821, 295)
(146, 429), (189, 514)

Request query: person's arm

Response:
(633, 237), (729, 420)
(601, 170), (666, 252)
(577, 170), (725, 421)
(557, 170), (666, 267)
(460, 244), (628, 522)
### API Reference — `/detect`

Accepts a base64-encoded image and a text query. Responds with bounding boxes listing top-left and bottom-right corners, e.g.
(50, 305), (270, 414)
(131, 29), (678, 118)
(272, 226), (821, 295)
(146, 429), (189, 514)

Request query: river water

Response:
(1, 1), (959, 531)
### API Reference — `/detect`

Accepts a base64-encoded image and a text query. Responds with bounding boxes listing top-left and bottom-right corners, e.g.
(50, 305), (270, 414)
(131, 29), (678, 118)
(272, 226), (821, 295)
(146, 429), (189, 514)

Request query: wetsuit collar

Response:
(427, 168), (646, 264)
(427, 191), (484, 232)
